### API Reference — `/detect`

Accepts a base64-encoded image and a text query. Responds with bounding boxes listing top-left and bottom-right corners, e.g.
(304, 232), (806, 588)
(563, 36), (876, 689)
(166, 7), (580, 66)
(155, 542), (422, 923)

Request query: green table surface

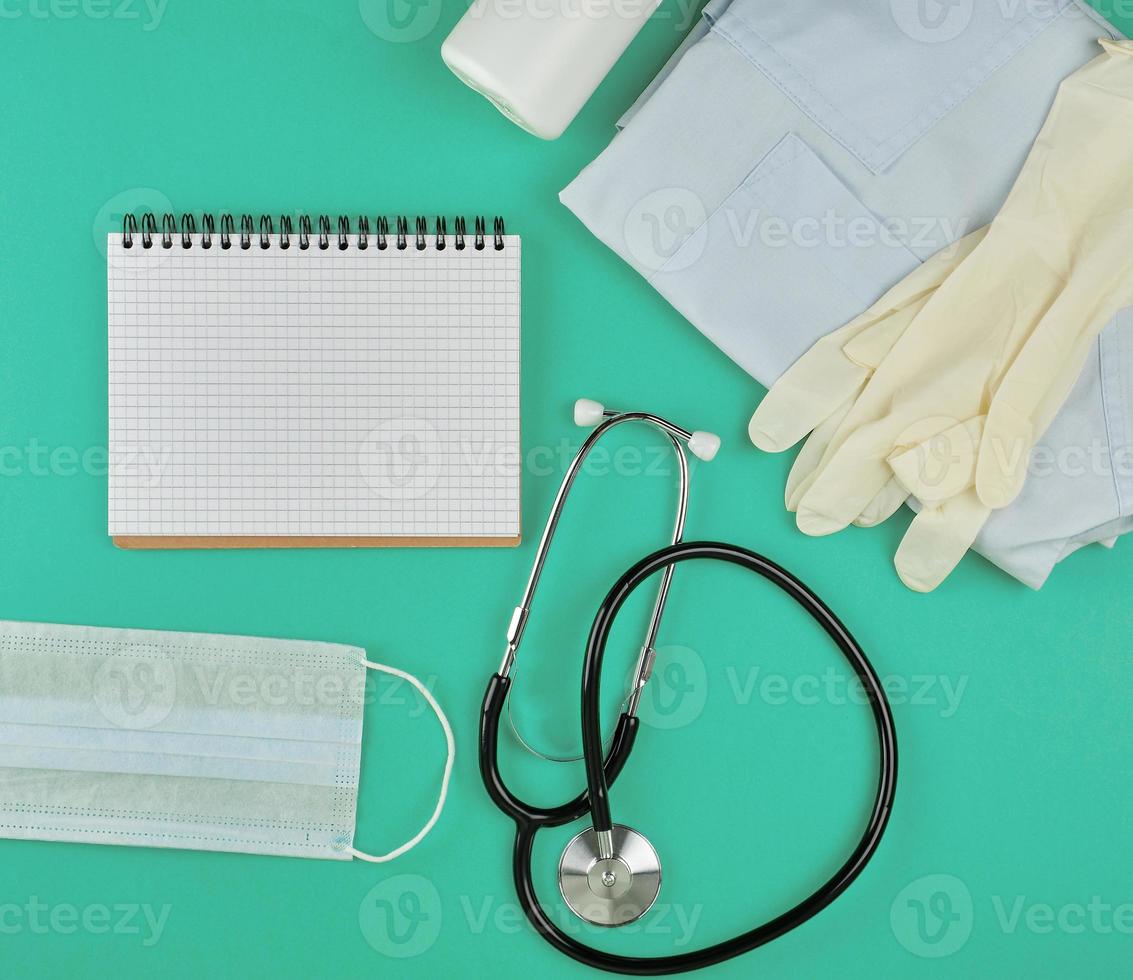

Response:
(2, 1), (1132, 976)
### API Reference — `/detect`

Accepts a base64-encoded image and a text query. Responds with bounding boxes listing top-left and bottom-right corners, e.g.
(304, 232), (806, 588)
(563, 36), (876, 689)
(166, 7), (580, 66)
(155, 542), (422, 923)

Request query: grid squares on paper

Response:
(107, 232), (521, 538)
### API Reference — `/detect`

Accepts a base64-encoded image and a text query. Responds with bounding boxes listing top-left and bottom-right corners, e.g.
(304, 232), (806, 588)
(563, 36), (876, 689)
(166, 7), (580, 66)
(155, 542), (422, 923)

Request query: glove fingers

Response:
(840, 297), (927, 369)
(976, 290), (1105, 509)
(794, 424), (900, 535)
(975, 399), (1034, 510)
(849, 225), (989, 351)
(889, 417), (984, 504)
(786, 462), (816, 514)
(784, 391), (860, 510)
(751, 228), (988, 455)
(749, 323), (875, 452)
(840, 226), (988, 367)
(750, 369), (866, 453)
(853, 477), (909, 528)
(894, 491), (991, 592)
(977, 295), (1116, 509)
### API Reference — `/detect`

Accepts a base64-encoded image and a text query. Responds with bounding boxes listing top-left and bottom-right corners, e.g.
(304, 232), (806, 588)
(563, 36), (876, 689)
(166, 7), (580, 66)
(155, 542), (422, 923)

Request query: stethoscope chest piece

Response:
(558, 824), (662, 927)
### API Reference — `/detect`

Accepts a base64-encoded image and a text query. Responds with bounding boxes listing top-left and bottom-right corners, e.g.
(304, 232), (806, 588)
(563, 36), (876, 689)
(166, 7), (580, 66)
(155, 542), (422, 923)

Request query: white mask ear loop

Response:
(350, 658), (456, 863)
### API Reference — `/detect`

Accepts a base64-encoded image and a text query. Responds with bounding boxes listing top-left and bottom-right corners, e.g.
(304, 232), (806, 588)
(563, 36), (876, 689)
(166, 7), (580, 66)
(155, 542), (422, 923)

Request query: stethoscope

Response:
(480, 400), (898, 975)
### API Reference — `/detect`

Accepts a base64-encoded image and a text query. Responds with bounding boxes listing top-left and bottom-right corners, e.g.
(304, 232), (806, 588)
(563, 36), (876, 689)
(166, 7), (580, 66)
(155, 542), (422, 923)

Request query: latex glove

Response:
(750, 227), (989, 524)
(750, 38), (1133, 591)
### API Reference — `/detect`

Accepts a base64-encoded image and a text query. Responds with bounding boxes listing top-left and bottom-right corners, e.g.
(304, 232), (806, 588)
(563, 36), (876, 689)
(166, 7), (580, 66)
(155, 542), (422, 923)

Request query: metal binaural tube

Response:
(498, 409), (692, 682)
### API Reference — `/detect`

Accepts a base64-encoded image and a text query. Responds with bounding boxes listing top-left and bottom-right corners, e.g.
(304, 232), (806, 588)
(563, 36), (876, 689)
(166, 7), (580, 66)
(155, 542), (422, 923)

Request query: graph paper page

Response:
(107, 232), (521, 542)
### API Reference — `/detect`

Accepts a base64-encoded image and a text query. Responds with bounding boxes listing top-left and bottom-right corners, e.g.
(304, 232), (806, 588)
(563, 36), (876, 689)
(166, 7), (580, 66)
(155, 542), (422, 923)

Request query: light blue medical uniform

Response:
(561, 0), (1132, 588)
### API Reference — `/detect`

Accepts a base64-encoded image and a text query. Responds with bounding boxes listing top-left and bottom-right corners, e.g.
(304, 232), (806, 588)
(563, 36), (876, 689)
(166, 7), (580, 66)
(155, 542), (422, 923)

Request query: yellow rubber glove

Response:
(749, 38), (1133, 591)
(751, 227), (989, 525)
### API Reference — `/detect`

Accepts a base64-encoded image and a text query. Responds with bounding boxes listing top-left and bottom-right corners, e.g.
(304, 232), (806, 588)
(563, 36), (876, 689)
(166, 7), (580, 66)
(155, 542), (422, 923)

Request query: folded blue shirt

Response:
(561, 0), (1130, 588)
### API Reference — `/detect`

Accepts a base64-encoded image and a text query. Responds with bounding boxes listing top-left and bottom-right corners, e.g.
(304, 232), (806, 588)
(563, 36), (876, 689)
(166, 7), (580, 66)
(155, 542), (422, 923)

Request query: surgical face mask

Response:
(0, 620), (453, 862)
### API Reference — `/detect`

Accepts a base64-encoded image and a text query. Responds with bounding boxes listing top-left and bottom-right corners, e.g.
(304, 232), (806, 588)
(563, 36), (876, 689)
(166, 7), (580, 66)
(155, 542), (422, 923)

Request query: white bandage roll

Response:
(441, 0), (662, 139)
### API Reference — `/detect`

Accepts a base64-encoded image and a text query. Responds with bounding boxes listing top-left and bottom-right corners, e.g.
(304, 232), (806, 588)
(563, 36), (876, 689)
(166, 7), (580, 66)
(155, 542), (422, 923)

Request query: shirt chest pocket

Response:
(649, 132), (923, 384)
(712, 0), (1094, 174)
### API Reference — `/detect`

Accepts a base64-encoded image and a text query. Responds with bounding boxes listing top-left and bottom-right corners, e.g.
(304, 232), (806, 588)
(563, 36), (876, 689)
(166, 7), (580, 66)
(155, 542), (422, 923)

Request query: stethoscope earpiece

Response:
(573, 397), (606, 427)
(687, 430), (720, 462)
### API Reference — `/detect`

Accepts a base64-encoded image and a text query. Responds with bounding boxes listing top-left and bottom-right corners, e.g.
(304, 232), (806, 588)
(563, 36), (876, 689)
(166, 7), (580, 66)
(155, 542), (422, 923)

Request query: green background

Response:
(2, 0), (1132, 976)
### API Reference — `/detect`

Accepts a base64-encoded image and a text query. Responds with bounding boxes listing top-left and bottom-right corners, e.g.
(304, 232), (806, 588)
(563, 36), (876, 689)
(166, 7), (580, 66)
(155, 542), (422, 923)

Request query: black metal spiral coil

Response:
(122, 213), (507, 251)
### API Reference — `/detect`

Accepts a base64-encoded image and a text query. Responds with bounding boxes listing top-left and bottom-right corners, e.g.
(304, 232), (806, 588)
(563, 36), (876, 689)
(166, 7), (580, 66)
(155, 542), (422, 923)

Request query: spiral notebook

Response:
(108, 213), (521, 549)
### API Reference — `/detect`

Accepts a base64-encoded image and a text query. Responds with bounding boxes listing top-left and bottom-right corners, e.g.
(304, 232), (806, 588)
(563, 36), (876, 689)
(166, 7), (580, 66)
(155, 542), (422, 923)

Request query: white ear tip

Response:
(574, 398), (605, 427)
(688, 431), (721, 461)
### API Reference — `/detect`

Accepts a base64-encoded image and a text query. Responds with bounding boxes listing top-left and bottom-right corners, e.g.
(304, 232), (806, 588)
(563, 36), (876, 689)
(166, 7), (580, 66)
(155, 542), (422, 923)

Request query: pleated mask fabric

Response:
(0, 620), (453, 862)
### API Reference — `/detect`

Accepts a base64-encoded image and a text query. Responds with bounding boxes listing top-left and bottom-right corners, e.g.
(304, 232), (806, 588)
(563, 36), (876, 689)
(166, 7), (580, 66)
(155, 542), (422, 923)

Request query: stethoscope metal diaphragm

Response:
(558, 824), (662, 927)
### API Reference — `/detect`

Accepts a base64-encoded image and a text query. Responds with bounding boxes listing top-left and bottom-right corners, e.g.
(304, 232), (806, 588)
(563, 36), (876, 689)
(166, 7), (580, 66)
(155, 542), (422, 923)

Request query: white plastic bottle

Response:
(441, 0), (662, 140)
